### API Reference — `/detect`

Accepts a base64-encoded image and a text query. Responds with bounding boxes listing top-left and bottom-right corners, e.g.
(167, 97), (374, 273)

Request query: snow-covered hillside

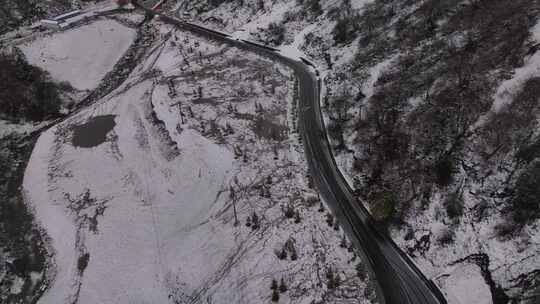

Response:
(2, 0), (539, 303)
(174, 0), (540, 303)
(20, 13), (373, 303)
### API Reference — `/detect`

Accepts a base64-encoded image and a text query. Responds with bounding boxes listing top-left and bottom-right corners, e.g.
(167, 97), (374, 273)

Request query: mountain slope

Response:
(175, 0), (540, 303)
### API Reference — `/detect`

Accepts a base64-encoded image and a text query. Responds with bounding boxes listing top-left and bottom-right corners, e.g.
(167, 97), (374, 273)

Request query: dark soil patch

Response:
(234, 112), (256, 120)
(251, 116), (287, 141)
(72, 115), (116, 148)
(193, 97), (219, 106)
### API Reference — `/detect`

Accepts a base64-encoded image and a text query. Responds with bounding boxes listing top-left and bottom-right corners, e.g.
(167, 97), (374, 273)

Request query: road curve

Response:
(132, 2), (448, 303)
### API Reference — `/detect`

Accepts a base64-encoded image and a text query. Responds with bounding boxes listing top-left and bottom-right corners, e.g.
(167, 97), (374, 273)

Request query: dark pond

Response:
(72, 115), (116, 148)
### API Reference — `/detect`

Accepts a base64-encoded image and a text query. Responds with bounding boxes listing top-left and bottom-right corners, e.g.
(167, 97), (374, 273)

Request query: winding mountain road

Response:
(133, 2), (448, 303)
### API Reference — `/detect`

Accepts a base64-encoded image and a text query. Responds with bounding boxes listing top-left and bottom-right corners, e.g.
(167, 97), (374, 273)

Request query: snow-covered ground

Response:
(19, 19), (136, 91)
(173, 0), (540, 303)
(23, 14), (371, 304)
(440, 263), (492, 304)
(17, 0), (539, 302)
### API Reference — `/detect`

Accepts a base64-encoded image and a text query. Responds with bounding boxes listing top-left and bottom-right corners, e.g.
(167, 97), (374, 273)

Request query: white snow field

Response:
(442, 264), (492, 304)
(23, 16), (370, 304)
(19, 19), (136, 91)
(25, 77), (234, 303)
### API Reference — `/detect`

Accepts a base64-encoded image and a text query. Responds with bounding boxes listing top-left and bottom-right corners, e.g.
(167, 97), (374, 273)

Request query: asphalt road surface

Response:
(133, 2), (448, 303)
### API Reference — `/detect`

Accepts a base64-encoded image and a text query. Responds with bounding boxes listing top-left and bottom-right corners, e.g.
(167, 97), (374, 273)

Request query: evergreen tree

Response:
(356, 262), (367, 281)
(332, 17), (350, 44)
(277, 247), (287, 260)
(284, 204), (295, 218)
(271, 288), (280, 302)
(225, 123), (234, 134)
(294, 210), (301, 224)
(271, 278), (278, 290)
(307, 174), (314, 188)
(290, 246), (298, 261)
(334, 274), (341, 288)
(308, 0), (322, 15)
(348, 242), (354, 253)
(279, 278), (287, 293)
(251, 212), (260, 230)
(340, 235), (347, 248)
(327, 267), (336, 289)
(229, 186), (235, 199)
(326, 212), (334, 227)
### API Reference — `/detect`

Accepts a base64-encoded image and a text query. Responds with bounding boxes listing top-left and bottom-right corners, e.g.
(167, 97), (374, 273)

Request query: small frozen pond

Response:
(72, 115), (116, 148)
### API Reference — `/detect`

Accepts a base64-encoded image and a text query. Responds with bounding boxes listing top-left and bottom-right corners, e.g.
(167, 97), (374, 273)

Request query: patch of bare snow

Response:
(362, 55), (398, 101)
(440, 264), (492, 304)
(488, 20), (540, 113)
(350, 0), (374, 10)
(19, 19), (136, 91)
(278, 23), (318, 62)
